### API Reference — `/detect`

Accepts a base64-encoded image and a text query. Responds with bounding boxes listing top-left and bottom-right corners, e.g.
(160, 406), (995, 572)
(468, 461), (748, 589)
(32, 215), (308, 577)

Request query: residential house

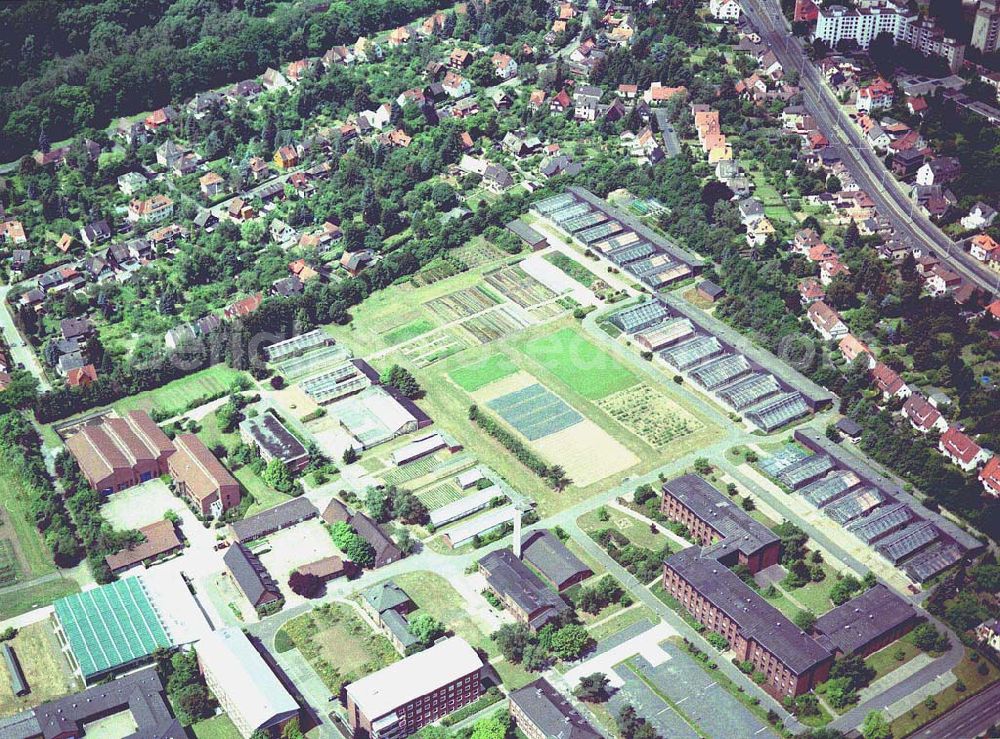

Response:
(962, 202), (997, 231)
(857, 78), (894, 112)
(223, 293), (263, 320)
(979, 457), (1000, 499)
(117, 172), (147, 196)
(871, 362), (911, 401)
(273, 146), (298, 170)
(916, 157), (962, 186)
(227, 198), (254, 222)
(502, 131), (542, 158)
(549, 88), (572, 113)
(322, 46), (355, 68)
(492, 53), (518, 80)
(483, 164), (515, 193)
(442, 71), (471, 98)
(169, 433), (240, 517)
(286, 58), (314, 83)
(127, 195), (174, 224)
(926, 265), (962, 295)
(261, 67), (289, 91)
(199, 172), (225, 198)
(80, 220), (112, 247)
(450, 48), (473, 69)
(710, 0), (742, 20)
(144, 106), (176, 130)
(907, 95), (929, 115)
(644, 83), (687, 105)
(573, 85), (602, 121)
(902, 394), (948, 434)
(939, 427), (991, 471)
(340, 249), (375, 277)
(838, 334), (874, 366)
(970, 234), (1000, 263)
(227, 79), (263, 100)
(807, 301), (848, 340)
(67, 364), (99, 388)
(388, 26), (411, 47)
(746, 217), (776, 246)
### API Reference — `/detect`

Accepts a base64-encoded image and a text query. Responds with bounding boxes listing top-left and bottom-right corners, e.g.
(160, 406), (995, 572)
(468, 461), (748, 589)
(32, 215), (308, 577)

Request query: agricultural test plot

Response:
(485, 265), (558, 308)
(381, 455), (442, 487)
(518, 327), (639, 401)
(424, 285), (499, 322)
(382, 317), (435, 346)
(449, 355), (520, 392)
(398, 329), (470, 368)
(597, 385), (704, 448)
(458, 305), (533, 345)
(417, 481), (465, 510)
(453, 240), (505, 270)
(0, 539), (21, 587)
(487, 383), (583, 441)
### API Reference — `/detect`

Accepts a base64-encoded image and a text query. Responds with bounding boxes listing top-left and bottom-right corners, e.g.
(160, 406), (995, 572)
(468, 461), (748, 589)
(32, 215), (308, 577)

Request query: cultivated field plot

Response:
(597, 385), (703, 448)
(453, 240), (505, 270)
(113, 365), (248, 417)
(381, 455), (441, 487)
(458, 306), (532, 345)
(485, 265), (557, 308)
(398, 329), (470, 368)
(410, 258), (461, 288)
(0, 540), (20, 587)
(518, 327), (639, 400)
(534, 420), (638, 487)
(424, 285), (499, 322)
(449, 355), (519, 392)
(417, 481), (465, 510)
(487, 383), (583, 441)
(382, 317), (435, 346)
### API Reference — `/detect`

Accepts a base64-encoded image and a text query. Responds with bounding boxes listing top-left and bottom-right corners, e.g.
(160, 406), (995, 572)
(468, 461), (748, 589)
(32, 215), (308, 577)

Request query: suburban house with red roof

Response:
(901, 394), (948, 434)
(939, 427), (991, 472)
(871, 362), (911, 401)
(980, 457), (1000, 499)
(838, 335), (874, 367)
(807, 301), (848, 340)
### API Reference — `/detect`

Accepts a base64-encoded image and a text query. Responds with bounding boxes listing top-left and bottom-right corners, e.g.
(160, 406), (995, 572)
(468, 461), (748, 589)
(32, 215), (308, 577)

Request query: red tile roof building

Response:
(871, 362), (910, 400)
(168, 434), (241, 517)
(66, 411), (175, 494)
(901, 394), (947, 434)
(979, 456), (1000, 498)
(939, 427), (991, 471)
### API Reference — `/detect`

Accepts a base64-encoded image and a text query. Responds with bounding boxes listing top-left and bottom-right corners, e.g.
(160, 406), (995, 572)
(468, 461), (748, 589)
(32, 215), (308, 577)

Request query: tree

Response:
(693, 457), (712, 475)
(861, 710), (891, 739)
(175, 683), (215, 722)
(470, 716), (507, 739)
(343, 447), (358, 464)
(741, 496), (755, 511)
(380, 364), (422, 398)
(794, 609), (817, 631)
(574, 672), (610, 702)
(408, 613), (445, 646)
(551, 624), (592, 660)
(830, 654), (875, 691)
(365, 486), (393, 522)
(288, 571), (322, 598)
(493, 622), (532, 663)
(392, 489), (428, 524)
(262, 458), (294, 493)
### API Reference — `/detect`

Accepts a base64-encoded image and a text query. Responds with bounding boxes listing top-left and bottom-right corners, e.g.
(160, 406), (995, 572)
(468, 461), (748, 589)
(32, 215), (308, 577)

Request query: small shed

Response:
(3, 643), (28, 696)
(835, 417), (863, 442)
(696, 279), (725, 302)
(506, 219), (548, 251)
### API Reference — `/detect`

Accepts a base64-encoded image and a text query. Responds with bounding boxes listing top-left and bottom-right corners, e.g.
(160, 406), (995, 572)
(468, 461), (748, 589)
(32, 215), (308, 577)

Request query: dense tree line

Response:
(468, 404), (570, 490)
(0, 0), (446, 160)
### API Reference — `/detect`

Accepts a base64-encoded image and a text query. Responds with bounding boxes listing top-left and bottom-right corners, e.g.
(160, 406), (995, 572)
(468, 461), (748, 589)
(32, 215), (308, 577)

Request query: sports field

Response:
(487, 383), (582, 441)
(114, 365), (248, 418)
(449, 354), (519, 392)
(517, 327), (638, 400)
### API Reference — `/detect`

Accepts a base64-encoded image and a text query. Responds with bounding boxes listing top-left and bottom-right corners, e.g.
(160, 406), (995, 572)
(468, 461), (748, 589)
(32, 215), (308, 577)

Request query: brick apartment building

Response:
(663, 547), (834, 697)
(813, 584), (919, 658)
(660, 474), (780, 573)
(167, 433), (241, 517)
(345, 637), (484, 737)
(66, 410), (175, 494)
(509, 678), (602, 739)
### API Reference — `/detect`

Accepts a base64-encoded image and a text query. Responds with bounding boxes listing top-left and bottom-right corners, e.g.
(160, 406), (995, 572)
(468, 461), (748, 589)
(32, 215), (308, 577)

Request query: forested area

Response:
(0, 0), (443, 160)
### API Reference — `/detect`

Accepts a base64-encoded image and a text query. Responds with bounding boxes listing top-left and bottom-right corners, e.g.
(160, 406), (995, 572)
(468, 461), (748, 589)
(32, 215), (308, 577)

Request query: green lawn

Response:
(449, 355), (519, 392)
(0, 620), (81, 717)
(866, 638), (922, 681)
(236, 467), (291, 516)
(383, 318), (435, 346)
(0, 577), (81, 622)
(517, 326), (638, 400)
(544, 252), (599, 287)
(192, 714), (241, 739)
(587, 606), (657, 642)
(578, 508), (667, 551)
(114, 365), (249, 418)
(393, 572), (492, 653)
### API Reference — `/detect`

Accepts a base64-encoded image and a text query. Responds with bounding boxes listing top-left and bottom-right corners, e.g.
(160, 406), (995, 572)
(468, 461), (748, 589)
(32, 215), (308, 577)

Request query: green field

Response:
(393, 572), (492, 653)
(0, 578), (81, 622)
(237, 467), (292, 517)
(114, 365), (249, 418)
(383, 318), (435, 346)
(517, 327), (638, 400)
(192, 714), (241, 739)
(449, 354), (519, 392)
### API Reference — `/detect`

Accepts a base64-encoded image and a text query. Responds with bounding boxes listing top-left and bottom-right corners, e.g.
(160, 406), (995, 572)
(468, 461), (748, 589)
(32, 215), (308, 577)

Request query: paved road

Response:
(909, 679), (1000, 739)
(739, 0), (1000, 299)
(0, 284), (51, 390)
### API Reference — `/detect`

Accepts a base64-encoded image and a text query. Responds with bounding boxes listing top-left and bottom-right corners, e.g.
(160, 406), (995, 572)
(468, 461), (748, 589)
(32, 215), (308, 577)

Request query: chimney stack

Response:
(513, 506), (523, 558)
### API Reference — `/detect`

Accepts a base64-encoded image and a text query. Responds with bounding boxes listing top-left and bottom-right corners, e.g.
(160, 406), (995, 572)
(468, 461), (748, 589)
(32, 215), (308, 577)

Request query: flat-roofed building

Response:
(168, 433), (240, 517)
(197, 627), (298, 738)
(509, 678), (602, 739)
(65, 410), (174, 494)
(813, 584), (919, 658)
(345, 637), (484, 737)
(662, 547), (833, 697)
(239, 412), (310, 472)
(660, 474), (780, 573)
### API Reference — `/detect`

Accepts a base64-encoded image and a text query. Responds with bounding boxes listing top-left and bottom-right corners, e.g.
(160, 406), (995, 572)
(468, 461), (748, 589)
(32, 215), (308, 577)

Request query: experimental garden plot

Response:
(486, 383), (583, 441)
(417, 482), (465, 511)
(597, 385), (703, 448)
(0, 540), (21, 586)
(453, 241), (505, 270)
(484, 265), (558, 308)
(398, 329), (470, 368)
(424, 286), (500, 322)
(458, 305), (533, 345)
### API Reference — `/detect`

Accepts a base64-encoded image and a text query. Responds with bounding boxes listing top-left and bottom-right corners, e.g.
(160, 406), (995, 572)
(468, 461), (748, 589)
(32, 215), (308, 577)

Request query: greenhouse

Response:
(745, 391), (810, 433)
(661, 335), (724, 371)
(717, 373), (781, 411)
(824, 487), (886, 525)
(875, 521), (939, 564)
(846, 503), (914, 544)
(532, 192), (576, 214)
(688, 354), (751, 390)
(800, 471), (860, 507)
(775, 450), (834, 489)
(903, 543), (964, 582)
